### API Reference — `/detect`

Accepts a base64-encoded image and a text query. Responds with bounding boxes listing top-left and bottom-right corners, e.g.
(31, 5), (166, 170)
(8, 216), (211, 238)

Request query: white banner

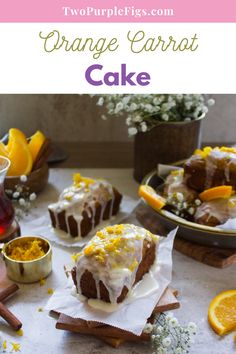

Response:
(1, 23), (236, 93)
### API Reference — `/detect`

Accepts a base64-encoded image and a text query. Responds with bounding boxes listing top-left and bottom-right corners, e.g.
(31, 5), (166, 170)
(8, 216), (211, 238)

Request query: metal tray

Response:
(142, 169), (236, 249)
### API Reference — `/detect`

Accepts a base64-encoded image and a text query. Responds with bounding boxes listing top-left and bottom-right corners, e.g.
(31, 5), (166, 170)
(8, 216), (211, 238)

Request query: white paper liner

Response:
(157, 163), (182, 179)
(45, 227), (177, 336)
(218, 218), (236, 230)
(21, 196), (138, 248)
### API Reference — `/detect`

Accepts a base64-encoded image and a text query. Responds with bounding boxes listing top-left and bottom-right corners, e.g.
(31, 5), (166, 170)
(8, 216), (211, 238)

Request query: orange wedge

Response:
(7, 138), (33, 176)
(208, 290), (236, 336)
(0, 141), (8, 158)
(28, 130), (46, 163)
(199, 186), (233, 202)
(7, 128), (27, 151)
(138, 185), (166, 211)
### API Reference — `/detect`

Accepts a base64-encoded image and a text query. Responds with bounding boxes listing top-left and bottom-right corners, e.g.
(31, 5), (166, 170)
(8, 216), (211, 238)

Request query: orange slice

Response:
(138, 185), (166, 211)
(7, 128), (27, 151)
(208, 290), (236, 336)
(7, 138), (33, 176)
(199, 186), (233, 202)
(0, 141), (8, 158)
(28, 130), (46, 163)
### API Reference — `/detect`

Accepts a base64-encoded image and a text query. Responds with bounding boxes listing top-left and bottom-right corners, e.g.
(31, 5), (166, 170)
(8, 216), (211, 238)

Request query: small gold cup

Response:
(2, 236), (52, 283)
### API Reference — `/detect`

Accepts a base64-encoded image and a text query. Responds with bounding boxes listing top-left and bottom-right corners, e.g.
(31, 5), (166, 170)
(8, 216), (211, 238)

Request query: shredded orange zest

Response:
(39, 278), (46, 286)
(208, 290), (236, 336)
(16, 329), (23, 337)
(10, 342), (21, 352)
(194, 146), (212, 158)
(199, 186), (233, 202)
(138, 185), (166, 211)
(28, 130), (46, 163)
(7, 239), (45, 261)
(2, 340), (7, 350)
(47, 288), (54, 295)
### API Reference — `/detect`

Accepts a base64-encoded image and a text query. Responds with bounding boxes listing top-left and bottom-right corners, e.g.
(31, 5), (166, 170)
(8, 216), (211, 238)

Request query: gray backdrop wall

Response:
(0, 95), (235, 143)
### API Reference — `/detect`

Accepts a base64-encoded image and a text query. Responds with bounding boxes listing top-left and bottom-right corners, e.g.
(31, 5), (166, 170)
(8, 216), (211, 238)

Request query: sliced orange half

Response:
(208, 290), (236, 336)
(199, 186), (232, 202)
(7, 138), (33, 176)
(138, 185), (166, 211)
(0, 141), (8, 158)
(28, 130), (46, 163)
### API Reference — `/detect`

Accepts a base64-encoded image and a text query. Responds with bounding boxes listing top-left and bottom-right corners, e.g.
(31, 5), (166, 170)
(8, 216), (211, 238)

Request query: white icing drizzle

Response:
(205, 150), (236, 189)
(164, 170), (197, 202)
(75, 224), (159, 304)
(195, 196), (236, 225)
(48, 179), (115, 237)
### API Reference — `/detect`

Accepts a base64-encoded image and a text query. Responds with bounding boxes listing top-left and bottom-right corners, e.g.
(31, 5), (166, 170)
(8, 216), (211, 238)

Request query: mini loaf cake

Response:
(48, 174), (122, 238)
(184, 147), (236, 191)
(155, 146), (236, 227)
(71, 224), (159, 303)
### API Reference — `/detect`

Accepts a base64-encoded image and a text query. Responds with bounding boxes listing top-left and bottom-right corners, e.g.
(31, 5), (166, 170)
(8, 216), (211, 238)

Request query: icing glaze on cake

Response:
(75, 224), (159, 303)
(48, 174), (121, 238)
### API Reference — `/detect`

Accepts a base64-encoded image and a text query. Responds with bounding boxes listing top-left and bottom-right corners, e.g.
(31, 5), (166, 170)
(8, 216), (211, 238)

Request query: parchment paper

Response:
(45, 227), (177, 336)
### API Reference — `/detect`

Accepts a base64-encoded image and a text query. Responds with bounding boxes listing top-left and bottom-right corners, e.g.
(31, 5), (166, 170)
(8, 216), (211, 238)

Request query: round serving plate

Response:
(142, 169), (236, 249)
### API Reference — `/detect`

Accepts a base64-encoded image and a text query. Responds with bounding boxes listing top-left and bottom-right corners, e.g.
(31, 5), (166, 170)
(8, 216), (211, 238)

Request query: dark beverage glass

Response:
(0, 157), (15, 235)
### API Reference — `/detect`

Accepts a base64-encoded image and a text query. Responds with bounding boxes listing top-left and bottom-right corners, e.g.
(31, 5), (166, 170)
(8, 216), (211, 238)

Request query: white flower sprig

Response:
(144, 312), (197, 354)
(95, 94), (215, 136)
(5, 175), (37, 219)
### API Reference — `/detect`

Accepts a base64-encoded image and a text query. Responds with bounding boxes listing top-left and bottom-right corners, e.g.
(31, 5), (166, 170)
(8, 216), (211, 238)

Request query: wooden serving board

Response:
(55, 287), (180, 347)
(174, 238), (236, 268)
(0, 258), (22, 330)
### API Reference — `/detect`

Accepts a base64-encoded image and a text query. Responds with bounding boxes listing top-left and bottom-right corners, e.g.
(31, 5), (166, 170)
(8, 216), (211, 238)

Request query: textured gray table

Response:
(0, 168), (235, 354)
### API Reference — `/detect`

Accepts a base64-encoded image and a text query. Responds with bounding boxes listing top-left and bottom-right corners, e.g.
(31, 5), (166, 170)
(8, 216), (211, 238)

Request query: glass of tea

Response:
(0, 157), (15, 235)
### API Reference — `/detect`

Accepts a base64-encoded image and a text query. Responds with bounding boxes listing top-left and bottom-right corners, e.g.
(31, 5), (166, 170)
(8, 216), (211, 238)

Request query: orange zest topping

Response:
(199, 186), (233, 202)
(138, 185), (166, 211)
(208, 290), (236, 336)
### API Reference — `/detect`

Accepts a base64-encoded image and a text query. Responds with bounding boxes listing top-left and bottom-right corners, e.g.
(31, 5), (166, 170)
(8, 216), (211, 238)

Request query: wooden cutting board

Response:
(55, 287), (180, 347)
(174, 238), (236, 268)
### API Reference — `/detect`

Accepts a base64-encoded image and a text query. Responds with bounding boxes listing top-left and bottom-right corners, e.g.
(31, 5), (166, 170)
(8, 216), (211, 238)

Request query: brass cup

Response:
(2, 236), (52, 283)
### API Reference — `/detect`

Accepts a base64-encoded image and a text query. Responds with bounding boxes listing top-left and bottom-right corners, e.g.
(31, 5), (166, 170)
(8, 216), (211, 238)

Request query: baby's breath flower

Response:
(13, 192), (20, 199)
(151, 313), (197, 354)
(188, 321), (197, 334)
(141, 122), (148, 132)
(97, 97), (104, 106)
(162, 337), (171, 347)
(19, 198), (26, 206)
(128, 127), (138, 136)
(195, 199), (201, 206)
(207, 98), (215, 106)
(95, 94), (215, 135)
(162, 114), (169, 121)
(29, 193), (37, 201)
(20, 175), (27, 182)
(115, 102), (124, 113)
(169, 317), (179, 327)
(143, 323), (153, 334)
